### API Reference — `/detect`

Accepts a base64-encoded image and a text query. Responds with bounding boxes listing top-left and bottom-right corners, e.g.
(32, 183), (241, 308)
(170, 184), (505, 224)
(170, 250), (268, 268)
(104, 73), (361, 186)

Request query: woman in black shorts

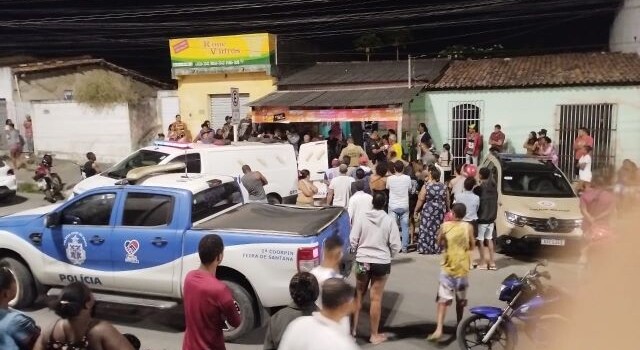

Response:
(350, 192), (402, 344)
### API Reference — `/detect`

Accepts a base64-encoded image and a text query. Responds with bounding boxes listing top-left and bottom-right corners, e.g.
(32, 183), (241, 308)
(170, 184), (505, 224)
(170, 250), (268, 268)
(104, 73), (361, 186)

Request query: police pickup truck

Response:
(0, 164), (351, 340)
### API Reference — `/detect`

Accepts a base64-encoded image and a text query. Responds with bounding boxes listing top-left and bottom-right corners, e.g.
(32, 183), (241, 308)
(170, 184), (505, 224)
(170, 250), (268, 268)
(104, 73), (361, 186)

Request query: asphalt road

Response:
(1, 195), (581, 350)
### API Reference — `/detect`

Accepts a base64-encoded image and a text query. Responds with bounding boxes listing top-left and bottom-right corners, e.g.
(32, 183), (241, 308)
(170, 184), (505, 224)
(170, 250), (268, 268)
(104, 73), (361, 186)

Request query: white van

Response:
(72, 141), (326, 204)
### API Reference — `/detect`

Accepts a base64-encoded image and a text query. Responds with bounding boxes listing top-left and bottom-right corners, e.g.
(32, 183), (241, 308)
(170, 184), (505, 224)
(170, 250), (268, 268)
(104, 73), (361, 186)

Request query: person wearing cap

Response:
(465, 124), (482, 165)
(327, 164), (355, 208)
(325, 158), (341, 184)
(354, 155), (372, 177)
(339, 137), (365, 167)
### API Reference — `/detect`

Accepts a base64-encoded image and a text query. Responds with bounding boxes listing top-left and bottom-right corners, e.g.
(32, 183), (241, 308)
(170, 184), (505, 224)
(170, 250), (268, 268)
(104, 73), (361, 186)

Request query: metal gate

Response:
(448, 101), (484, 168)
(209, 93), (250, 130)
(555, 103), (617, 177)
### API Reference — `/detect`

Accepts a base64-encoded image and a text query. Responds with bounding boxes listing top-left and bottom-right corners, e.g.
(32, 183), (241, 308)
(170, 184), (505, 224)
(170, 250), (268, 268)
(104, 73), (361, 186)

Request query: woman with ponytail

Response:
(34, 282), (135, 350)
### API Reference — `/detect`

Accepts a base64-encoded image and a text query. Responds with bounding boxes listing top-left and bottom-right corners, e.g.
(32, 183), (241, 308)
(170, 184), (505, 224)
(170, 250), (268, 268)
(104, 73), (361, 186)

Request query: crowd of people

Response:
(2, 118), (639, 350)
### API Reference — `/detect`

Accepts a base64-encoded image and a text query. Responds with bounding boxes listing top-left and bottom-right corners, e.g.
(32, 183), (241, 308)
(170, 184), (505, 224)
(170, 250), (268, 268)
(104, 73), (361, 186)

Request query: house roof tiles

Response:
(12, 58), (173, 89)
(249, 86), (424, 107)
(279, 59), (449, 86)
(432, 52), (640, 89)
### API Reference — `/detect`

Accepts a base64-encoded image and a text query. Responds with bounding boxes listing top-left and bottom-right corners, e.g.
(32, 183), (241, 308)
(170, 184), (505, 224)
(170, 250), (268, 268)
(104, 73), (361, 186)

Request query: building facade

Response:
(9, 58), (170, 162)
(425, 52), (640, 174)
(169, 33), (278, 135)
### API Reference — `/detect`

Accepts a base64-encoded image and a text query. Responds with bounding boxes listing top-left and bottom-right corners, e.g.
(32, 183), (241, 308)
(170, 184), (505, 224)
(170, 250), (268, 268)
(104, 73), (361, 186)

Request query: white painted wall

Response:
(32, 102), (133, 163)
(157, 90), (179, 134)
(610, 0), (640, 54)
(424, 86), (640, 167)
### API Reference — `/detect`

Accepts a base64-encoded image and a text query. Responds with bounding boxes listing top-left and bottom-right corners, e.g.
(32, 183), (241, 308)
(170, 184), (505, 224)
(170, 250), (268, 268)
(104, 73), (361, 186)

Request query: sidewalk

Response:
(10, 156), (113, 192)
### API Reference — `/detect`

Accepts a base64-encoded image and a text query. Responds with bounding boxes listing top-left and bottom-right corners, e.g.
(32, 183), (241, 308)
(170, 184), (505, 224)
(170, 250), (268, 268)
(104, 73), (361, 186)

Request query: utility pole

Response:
(407, 54), (411, 88)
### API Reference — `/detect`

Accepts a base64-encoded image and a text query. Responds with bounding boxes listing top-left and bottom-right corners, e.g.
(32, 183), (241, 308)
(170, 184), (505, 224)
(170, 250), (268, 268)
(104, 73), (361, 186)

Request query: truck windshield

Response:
(192, 182), (243, 223)
(105, 150), (169, 179)
(502, 170), (575, 198)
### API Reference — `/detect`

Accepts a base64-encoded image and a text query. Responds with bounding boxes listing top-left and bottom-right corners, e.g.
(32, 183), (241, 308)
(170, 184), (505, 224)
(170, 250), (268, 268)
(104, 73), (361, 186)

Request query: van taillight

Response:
(297, 246), (319, 272)
(7, 169), (14, 175)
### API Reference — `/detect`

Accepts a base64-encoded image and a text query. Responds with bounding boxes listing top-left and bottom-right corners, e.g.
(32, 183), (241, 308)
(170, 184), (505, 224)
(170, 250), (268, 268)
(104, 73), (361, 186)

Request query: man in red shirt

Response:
(183, 234), (241, 350)
(488, 124), (506, 153)
(573, 127), (594, 177)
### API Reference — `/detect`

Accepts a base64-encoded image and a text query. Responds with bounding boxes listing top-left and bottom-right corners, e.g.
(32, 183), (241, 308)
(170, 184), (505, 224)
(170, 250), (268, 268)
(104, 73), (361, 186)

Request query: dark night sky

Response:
(0, 0), (623, 81)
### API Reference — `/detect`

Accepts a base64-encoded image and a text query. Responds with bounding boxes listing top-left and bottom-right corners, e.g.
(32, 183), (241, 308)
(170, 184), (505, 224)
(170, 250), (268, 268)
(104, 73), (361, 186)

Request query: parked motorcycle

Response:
(457, 261), (569, 350)
(33, 154), (64, 203)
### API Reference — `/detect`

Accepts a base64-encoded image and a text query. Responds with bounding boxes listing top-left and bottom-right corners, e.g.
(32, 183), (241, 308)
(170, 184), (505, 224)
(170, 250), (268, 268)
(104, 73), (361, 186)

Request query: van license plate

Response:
(541, 238), (565, 246)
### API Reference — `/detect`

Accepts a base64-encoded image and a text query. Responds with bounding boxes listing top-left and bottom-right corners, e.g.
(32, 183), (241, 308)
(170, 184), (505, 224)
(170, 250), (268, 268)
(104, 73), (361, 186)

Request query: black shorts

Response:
(355, 261), (391, 278)
(465, 220), (478, 238)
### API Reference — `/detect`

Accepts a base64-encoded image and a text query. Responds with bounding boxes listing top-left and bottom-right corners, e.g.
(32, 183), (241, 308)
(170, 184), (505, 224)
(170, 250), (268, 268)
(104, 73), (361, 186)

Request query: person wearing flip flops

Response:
(475, 167), (498, 270)
(427, 203), (475, 342)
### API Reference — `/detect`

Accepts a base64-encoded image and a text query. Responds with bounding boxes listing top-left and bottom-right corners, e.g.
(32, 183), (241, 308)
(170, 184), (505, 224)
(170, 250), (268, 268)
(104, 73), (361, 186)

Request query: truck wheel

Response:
(0, 257), (36, 309)
(222, 280), (256, 342)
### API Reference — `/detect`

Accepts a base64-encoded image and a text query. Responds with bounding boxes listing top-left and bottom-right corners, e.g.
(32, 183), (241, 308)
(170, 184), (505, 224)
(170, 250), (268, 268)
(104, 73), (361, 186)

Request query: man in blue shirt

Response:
(0, 265), (40, 350)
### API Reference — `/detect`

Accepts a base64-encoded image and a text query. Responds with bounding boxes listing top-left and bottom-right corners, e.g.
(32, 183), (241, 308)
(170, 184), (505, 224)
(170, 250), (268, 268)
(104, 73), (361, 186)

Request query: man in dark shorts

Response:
(350, 192), (401, 344)
(182, 234), (241, 350)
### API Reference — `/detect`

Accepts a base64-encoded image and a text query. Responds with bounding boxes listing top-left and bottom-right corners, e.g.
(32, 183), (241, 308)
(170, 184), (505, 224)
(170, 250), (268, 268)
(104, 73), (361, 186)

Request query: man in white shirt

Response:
(386, 160), (412, 253)
(578, 145), (593, 183)
(279, 278), (359, 350)
(454, 177), (480, 255)
(327, 164), (355, 208)
(348, 181), (373, 225)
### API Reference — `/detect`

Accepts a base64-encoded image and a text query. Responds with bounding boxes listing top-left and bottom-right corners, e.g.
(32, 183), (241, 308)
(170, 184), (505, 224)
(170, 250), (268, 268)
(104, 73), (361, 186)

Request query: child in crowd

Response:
(453, 177), (480, 267)
(427, 203), (475, 342)
(578, 145), (593, 184)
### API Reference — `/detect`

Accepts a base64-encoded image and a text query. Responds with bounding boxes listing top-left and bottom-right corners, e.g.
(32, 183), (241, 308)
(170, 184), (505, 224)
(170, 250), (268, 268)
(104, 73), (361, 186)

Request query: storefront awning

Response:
(248, 86), (423, 108)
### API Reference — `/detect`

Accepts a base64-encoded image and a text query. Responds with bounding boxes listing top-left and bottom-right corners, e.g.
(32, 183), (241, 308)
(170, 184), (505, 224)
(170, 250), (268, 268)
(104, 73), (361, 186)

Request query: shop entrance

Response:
(209, 93), (250, 129)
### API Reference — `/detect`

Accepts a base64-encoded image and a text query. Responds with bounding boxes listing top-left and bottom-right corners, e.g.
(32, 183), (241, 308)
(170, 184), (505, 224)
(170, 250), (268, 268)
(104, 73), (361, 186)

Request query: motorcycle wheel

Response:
(457, 314), (516, 350)
(51, 173), (63, 192)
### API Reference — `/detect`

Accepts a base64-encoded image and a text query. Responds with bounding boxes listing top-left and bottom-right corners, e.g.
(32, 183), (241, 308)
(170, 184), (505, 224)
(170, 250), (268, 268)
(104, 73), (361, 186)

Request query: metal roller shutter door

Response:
(209, 94), (250, 130)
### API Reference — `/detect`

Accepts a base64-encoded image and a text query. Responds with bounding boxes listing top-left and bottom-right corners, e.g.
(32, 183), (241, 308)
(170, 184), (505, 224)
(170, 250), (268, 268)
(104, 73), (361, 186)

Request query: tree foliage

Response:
(74, 70), (140, 108)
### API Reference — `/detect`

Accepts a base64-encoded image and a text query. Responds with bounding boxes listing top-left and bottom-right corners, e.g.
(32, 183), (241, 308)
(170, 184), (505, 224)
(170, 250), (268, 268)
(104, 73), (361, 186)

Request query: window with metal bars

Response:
(448, 101), (484, 169)
(555, 103), (617, 178)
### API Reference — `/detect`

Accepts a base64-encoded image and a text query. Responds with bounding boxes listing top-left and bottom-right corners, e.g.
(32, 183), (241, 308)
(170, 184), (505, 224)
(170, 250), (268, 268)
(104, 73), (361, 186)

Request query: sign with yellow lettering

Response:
(169, 33), (275, 74)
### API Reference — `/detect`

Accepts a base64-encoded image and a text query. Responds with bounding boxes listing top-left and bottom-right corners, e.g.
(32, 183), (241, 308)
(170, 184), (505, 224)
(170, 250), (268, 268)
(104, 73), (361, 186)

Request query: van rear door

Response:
(298, 141), (329, 198)
(298, 140), (328, 181)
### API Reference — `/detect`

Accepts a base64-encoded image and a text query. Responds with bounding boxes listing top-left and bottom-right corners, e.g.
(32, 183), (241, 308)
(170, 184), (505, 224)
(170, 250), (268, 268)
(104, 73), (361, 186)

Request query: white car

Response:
(0, 158), (17, 200)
